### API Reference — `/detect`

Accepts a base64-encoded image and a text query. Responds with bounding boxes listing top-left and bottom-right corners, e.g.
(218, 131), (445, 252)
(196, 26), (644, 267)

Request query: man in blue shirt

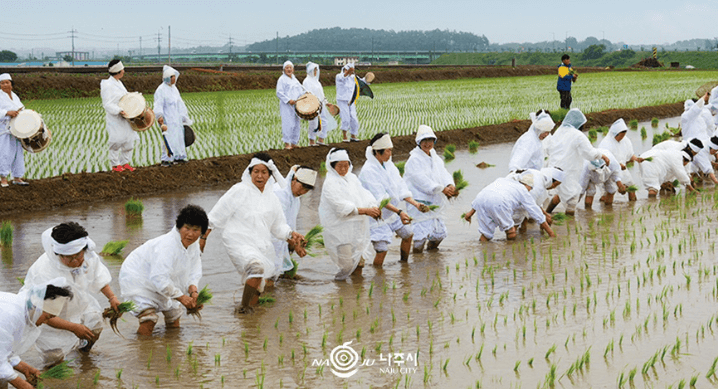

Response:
(557, 54), (577, 109)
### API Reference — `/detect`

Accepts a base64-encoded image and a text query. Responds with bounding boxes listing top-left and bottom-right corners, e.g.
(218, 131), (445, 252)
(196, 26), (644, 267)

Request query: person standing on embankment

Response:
(557, 54), (577, 109)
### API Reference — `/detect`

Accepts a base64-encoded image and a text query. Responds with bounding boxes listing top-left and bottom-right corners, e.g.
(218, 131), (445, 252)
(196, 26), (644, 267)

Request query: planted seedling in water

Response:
(100, 240), (129, 256)
(124, 198), (144, 216)
(0, 221), (13, 246)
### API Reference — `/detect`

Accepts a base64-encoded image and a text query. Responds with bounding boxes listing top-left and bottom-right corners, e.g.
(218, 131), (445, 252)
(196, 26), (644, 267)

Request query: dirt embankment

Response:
(11, 65), (613, 100)
(0, 102), (684, 216)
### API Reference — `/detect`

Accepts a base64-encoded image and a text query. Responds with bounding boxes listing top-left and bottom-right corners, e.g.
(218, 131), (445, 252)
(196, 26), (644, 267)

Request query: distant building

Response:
(388, 61), (399, 66)
(55, 51), (90, 60)
(334, 56), (358, 66)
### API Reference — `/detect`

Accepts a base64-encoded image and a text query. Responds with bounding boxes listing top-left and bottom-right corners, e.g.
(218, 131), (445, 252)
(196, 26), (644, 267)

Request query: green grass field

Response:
(21, 70), (718, 179)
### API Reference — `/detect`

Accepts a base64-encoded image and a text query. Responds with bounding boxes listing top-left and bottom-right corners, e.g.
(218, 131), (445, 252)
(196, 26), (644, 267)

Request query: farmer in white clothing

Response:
(403, 125), (458, 252)
(0, 74), (28, 187)
(100, 60), (139, 172)
(598, 118), (640, 201)
(359, 133), (429, 265)
(276, 61), (304, 149)
(639, 148), (695, 197)
(545, 108), (610, 215)
(578, 149), (626, 208)
(119, 205), (208, 335)
(681, 94), (718, 184)
(303, 62), (337, 146)
(507, 167), (563, 229)
(508, 110), (554, 172)
(22, 223), (118, 364)
(203, 153), (304, 312)
(155, 65), (193, 166)
(464, 174), (556, 241)
(335, 63), (364, 142)
(319, 148), (381, 279)
(272, 165), (316, 276)
(0, 278), (71, 389)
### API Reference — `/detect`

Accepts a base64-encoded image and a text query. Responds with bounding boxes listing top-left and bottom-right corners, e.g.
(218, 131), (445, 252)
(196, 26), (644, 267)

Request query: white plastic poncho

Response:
(21, 229), (110, 358)
(100, 76), (139, 146)
(598, 118), (635, 185)
(276, 61), (304, 145)
(506, 168), (554, 224)
(508, 111), (554, 171)
(319, 149), (377, 280)
(578, 149), (622, 196)
(545, 109), (603, 211)
(403, 145), (454, 241)
(335, 64), (360, 135)
(639, 149), (691, 191)
(709, 85), (718, 125)
(335, 64), (356, 102)
(0, 277), (68, 382)
(470, 177), (546, 240)
(119, 227), (202, 313)
(154, 65), (192, 162)
(359, 145), (412, 228)
(303, 62), (337, 139)
(0, 89), (25, 178)
(208, 159), (292, 283)
(681, 99), (715, 174)
(272, 169), (302, 274)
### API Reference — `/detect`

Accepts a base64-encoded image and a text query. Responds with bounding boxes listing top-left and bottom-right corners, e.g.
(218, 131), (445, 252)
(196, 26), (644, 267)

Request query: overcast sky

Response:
(4, 0), (717, 53)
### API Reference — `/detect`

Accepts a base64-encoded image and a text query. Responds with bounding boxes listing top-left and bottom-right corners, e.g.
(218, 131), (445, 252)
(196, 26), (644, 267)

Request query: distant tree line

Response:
(0, 50), (17, 62)
(246, 28), (490, 53)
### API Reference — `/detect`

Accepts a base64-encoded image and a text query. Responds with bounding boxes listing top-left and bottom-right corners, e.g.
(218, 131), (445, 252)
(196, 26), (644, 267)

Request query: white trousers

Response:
(109, 139), (134, 166)
(0, 133), (24, 178)
(336, 100), (359, 136)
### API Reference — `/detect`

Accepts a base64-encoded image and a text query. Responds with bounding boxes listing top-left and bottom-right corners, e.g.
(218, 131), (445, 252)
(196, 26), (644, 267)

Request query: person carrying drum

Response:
(303, 62), (337, 146)
(0, 74), (29, 187)
(335, 63), (365, 142)
(155, 65), (193, 166)
(276, 61), (304, 150)
(100, 60), (139, 172)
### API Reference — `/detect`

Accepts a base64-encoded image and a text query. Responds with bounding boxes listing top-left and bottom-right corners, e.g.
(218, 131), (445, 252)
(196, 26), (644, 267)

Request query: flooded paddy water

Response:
(3, 117), (718, 388)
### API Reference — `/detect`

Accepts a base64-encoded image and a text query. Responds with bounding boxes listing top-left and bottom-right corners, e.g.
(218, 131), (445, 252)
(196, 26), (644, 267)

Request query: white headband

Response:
(372, 134), (393, 150)
(710, 137), (718, 150)
(0, 73), (11, 82)
(681, 150), (692, 161)
(295, 168), (317, 186)
(328, 149), (350, 163)
(52, 236), (93, 256)
(109, 61), (124, 73)
(534, 115), (555, 134)
(283, 61), (294, 69)
(248, 157), (282, 180)
(519, 173), (534, 188)
(43, 296), (70, 316)
(688, 140), (702, 153)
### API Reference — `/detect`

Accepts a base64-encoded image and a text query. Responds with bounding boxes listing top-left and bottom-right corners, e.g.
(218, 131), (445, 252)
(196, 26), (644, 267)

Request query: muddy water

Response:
(3, 117), (718, 388)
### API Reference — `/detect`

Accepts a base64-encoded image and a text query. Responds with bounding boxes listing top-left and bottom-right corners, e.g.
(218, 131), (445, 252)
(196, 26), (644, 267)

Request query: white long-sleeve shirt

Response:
(0, 91), (23, 136)
(100, 76), (139, 145)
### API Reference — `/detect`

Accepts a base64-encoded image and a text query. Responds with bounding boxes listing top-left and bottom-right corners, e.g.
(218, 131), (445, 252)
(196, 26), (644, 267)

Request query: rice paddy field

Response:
(2, 116), (718, 388)
(20, 70), (718, 179)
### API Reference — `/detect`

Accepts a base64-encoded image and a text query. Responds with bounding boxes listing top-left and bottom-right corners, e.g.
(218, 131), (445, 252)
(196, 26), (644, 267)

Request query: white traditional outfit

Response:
(100, 62), (139, 168)
(681, 98), (715, 175)
(272, 167), (316, 275)
(0, 74), (25, 180)
(208, 158), (291, 284)
(319, 149), (376, 280)
(358, 136), (414, 252)
(598, 119), (636, 187)
(21, 229), (110, 364)
(335, 63), (361, 138)
(403, 125), (454, 249)
(119, 227), (202, 323)
(276, 61), (304, 145)
(302, 62), (337, 142)
(545, 109), (603, 212)
(0, 278), (69, 385)
(507, 111), (554, 171)
(578, 149), (622, 198)
(470, 176), (546, 240)
(154, 65), (193, 163)
(639, 149), (692, 192)
(507, 167), (564, 225)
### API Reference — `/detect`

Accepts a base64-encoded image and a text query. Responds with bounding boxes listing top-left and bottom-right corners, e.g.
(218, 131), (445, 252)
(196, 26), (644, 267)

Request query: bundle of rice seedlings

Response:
(597, 126), (609, 134)
(453, 170), (469, 191)
(640, 127), (647, 139)
(100, 240), (128, 256)
(302, 225), (324, 256)
(124, 198), (144, 216)
(16, 277), (24, 286)
(378, 198), (391, 209)
(0, 221), (13, 246)
(446, 144), (456, 154)
(552, 212), (569, 226)
(587, 129), (598, 142)
(395, 161), (406, 176)
(102, 301), (136, 335)
(285, 258), (299, 279)
(258, 294), (276, 306)
(643, 157), (653, 162)
(651, 117), (659, 127)
(319, 161), (327, 173)
(549, 109), (568, 123)
(40, 360), (74, 380)
(629, 119), (638, 129)
(626, 185), (639, 193)
(468, 140), (479, 153)
(443, 149), (455, 161)
(428, 205), (440, 211)
(187, 285), (213, 319)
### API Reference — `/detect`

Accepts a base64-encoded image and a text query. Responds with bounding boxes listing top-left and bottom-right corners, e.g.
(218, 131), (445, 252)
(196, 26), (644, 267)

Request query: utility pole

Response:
(139, 36), (142, 58)
(276, 32), (279, 64)
(229, 35), (233, 56)
(168, 25), (171, 64)
(157, 30), (161, 63)
(69, 27), (77, 66)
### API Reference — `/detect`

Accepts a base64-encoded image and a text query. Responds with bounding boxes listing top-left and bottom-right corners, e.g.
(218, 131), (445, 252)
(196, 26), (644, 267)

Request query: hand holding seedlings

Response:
(359, 207), (382, 219)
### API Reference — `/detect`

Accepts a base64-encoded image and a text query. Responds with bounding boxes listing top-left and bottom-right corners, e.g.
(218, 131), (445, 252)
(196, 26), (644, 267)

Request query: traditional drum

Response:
(8, 109), (52, 153)
(294, 92), (321, 120)
(364, 72), (375, 83)
(326, 103), (340, 116)
(184, 125), (195, 147)
(118, 92), (155, 131)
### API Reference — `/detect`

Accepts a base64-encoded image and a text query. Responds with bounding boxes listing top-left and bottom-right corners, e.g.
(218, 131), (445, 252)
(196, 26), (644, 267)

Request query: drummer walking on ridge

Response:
(335, 63), (363, 142)
(0, 73), (29, 187)
(276, 61), (304, 150)
(101, 59), (139, 172)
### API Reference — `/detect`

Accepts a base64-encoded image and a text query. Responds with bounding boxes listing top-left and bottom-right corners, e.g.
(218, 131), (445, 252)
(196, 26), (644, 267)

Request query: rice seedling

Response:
(626, 185), (639, 193)
(16, 277), (24, 286)
(443, 148), (455, 161)
(552, 212), (569, 225)
(319, 161), (326, 172)
(640, 127), (647, 139)
(467, 140), (480, 154)
(395, 161), (406, 176)
(550, 108), (569, 123)
(452, 170), (469, 191)
(124, 198), (144, 216)
(302, 225), (324, 256)
(0, 221), (13, 246)
(39, 360), (74, 381)
(588, 129), (598, 142)
(187, 285), (213, 319)
(102, 301), (136, 335)
(379, 198), (391, 209)
(629, 119), (638, 129)
(100, 240), (128, 256)
(651, 117), (659, 127)
(258, 294), (276, 306)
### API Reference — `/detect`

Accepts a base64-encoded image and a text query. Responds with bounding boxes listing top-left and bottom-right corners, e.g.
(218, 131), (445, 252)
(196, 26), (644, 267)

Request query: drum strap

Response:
(350, 76), (359, 105)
